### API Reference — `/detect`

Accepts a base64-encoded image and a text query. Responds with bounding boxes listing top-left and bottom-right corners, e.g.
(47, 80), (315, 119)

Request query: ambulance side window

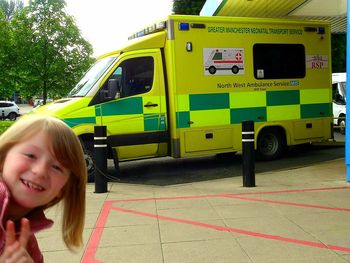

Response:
(114, 56), (154, 98)
(253, 44), (305, 79)
(212, 52), (222, 60)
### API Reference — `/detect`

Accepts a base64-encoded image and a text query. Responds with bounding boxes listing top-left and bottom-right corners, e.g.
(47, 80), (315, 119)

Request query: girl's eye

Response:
(24, 153), (35, 159)
(52, 164), (63, 173)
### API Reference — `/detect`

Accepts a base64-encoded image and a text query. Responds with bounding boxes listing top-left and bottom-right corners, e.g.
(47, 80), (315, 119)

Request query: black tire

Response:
(257, 128), (285, 161)
(110, 147), (121, 179)
(338, 115), (345, 135)
(82, 140), (95, 182)
(208, 66), (216, 75)
(231, 66), (239, 74)
(8, 112), (17, 120)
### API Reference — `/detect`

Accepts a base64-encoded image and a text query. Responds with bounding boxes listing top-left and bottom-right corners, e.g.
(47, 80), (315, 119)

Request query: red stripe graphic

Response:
(213, 60), (242, 64)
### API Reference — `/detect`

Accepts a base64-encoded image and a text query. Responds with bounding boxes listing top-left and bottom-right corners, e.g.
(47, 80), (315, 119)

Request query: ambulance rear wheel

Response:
(232, 66), (239, 74)
(208, 66), (216, 74)
(257, 128), (285, 161)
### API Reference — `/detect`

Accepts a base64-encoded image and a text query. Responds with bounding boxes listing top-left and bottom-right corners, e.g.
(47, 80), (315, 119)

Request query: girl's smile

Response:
(20, 178), (45, 192)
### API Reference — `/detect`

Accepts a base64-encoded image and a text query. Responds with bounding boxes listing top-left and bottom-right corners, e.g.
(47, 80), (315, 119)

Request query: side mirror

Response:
(108, 79), (118, 98)
(334, 94), (346, 105)
(101, 79), (119, 101)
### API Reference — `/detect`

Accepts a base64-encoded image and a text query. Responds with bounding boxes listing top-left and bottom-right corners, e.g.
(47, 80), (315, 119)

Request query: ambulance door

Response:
(99, 51), (166, 160)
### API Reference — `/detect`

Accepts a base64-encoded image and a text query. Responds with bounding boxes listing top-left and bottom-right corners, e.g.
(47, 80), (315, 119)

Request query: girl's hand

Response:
(0, 218), (34, 263)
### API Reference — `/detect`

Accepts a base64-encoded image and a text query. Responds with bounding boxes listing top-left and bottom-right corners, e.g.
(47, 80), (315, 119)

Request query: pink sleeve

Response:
(27, 234), (44, 263)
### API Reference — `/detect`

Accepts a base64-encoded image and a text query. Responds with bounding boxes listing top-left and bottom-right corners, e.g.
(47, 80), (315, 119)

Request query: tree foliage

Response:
(19, 0), (94, 102)
(0, 8), (17, 99)
(0, 0), (94, 103)
(0, 0), (23, 21)
(172, 0), (206, 15)
(331, 33), (346, 73)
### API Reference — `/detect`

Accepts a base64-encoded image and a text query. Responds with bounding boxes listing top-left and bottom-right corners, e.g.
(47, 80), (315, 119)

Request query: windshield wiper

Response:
(68, 95), (84, 98)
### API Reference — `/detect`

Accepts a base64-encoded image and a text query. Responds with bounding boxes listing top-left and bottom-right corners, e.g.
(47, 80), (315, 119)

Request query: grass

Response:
(0, 120), (14, 134)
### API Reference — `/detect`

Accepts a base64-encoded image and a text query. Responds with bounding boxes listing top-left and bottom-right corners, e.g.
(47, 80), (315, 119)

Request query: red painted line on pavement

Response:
(111, 206), (350, 253)
(109, 186), (350, 203)
(111, 194), (224, 203)
(231, 186), (350, 196)
(223, 195), (350, 212)
(83, 186), (350, 261)
(82, 201), (114, 263)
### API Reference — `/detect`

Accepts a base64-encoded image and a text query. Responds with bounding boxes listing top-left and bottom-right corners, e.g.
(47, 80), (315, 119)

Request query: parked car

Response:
(0, 101), (20, 120)
(332, 73), (346, 134)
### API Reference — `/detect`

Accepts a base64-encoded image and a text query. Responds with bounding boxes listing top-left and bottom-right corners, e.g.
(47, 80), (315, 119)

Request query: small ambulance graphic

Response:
(204, 48), (245, 75)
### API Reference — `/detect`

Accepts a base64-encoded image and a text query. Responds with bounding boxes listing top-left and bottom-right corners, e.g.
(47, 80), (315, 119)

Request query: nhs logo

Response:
(290, 80), (299, 86)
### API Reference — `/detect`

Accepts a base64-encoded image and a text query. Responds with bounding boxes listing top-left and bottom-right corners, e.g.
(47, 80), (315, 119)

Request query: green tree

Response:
(10, 7), (40, 99)
(0, 0), (23, 21)
(0, 8), (15, 99)
(14, 0), (94, 103)
(173, 0), (206, 15)
(331, 33), (346, 73)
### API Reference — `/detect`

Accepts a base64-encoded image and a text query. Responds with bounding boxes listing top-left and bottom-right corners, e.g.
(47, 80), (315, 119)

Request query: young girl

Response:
(0, 116), (87, 263)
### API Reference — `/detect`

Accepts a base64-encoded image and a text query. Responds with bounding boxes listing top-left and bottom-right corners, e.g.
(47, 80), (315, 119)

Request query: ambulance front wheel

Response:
(231, 66), (239, 74)
(208, 66), (216, 74)
(82, 140), (96, 182)
(257, 128), (285, 161)
(338, 115), (345, 135)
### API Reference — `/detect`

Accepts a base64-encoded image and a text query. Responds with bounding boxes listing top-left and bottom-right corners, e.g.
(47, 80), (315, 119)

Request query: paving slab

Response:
(37, 158), (350, 263)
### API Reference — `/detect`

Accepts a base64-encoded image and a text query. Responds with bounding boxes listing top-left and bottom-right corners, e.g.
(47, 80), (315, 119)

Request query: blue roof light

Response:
(317, 27), (325, 34)
(179, 23), (190, 31)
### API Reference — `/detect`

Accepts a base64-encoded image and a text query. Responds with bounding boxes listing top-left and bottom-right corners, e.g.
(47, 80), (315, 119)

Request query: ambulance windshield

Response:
(340, 82), (346, 100)
(68, 56), (116, 97)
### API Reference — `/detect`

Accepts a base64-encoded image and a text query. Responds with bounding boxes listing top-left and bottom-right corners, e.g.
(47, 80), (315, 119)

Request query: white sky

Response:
(23, 0), (174, 57)
(65, 0), (174, 56)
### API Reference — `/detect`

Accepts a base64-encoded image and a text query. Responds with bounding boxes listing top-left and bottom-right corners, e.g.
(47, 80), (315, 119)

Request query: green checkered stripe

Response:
(64, 97), (167, 131)
(176, 90), (332, 128)
(64, 116), (96, 128)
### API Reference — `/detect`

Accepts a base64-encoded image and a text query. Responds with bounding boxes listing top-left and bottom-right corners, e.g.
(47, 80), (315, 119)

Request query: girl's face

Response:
(2, 131), (70, 214)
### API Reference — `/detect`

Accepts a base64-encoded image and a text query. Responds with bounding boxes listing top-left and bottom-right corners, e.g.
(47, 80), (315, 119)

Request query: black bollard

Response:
(242, 120), (255, 187)
(94, 126), (108, 193)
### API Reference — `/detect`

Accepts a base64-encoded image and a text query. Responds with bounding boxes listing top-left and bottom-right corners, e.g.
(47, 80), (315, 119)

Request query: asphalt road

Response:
(334, 130), (345, 141)
(18, 104), (34, 115)
(107, 142), (345, 186)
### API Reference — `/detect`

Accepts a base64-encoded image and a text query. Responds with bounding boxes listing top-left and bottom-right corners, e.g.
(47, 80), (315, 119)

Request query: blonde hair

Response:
(0, 116), (86, 250)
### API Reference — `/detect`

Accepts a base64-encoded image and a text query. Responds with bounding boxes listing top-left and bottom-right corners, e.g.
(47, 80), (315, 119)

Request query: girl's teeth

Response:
(22, 180), (44, 191)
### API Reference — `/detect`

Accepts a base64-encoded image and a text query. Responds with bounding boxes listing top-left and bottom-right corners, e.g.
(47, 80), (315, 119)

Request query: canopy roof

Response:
(200, 0), (346, 33)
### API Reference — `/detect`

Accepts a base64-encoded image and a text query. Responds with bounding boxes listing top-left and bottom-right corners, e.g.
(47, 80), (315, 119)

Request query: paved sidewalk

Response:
(18, 104), (34, 115)
(38, 158), (350, 263)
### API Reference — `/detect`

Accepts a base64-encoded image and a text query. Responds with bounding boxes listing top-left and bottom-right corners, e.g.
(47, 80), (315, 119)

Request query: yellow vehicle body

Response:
(34, 15), (332, 175)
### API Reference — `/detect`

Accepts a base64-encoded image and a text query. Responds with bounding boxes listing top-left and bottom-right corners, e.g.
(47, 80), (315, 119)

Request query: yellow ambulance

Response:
(33, 15), (333, 180)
